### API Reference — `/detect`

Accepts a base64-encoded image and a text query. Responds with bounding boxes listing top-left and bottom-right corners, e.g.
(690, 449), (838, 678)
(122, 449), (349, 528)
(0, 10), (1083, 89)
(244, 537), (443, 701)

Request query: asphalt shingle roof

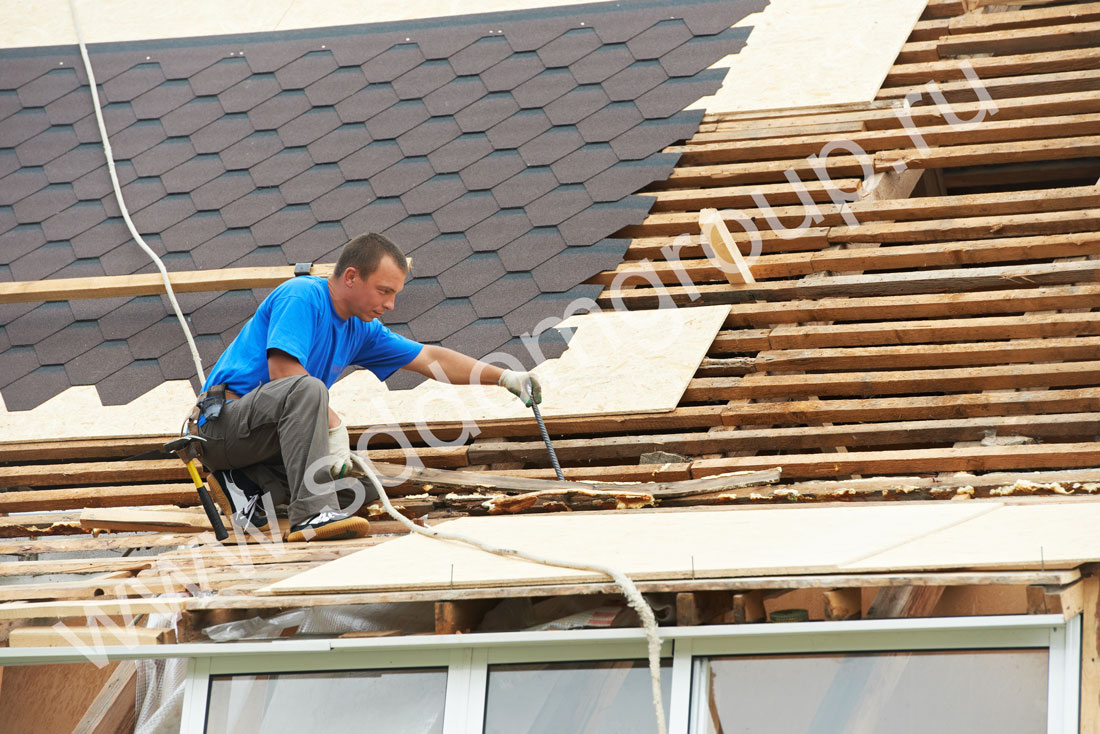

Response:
(0, 0), (763, 409)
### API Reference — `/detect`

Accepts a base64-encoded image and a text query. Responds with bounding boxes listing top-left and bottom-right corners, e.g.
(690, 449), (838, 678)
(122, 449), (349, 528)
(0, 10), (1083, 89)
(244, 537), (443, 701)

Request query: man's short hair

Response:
(334, 233), (410, 279)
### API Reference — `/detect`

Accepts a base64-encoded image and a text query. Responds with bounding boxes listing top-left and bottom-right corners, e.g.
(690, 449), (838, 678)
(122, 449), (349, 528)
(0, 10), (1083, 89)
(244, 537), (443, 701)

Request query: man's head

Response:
(328, 233), (411, 322)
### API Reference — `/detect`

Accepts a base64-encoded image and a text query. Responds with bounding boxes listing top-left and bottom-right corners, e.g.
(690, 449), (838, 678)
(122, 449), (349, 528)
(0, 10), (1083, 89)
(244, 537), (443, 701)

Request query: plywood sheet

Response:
(330, 304), (731, 426)
(2, 0), (601, 48)
(693, 0), (929, 113)
(847, 503), (1100, 572)
(0, 305), (728, 443)
(260, 503), (995, 595)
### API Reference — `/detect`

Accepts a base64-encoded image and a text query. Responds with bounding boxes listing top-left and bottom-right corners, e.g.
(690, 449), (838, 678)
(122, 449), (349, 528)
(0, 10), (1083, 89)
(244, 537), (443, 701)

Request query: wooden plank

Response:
(0, 662), (125, 734)
(879, 68), (1100, 103)
(921, 0), (967, 19)
(721, 285), (1100, 327)
(725, 361), (1100, 400)
(690, 443), (1100, 479)
(676, 591), (733, 626)
(753, 336), (1100, 372)
(943, 158), (1100, 190)
(186, 570), (1083, 611)
(0, 459), (186, 488)
(73, 660), (138, 734)
(1082, 574), (1100, 734)
(10, 626), (173, 647)
(648, 179), (859, 212)
(0, 532), (202, 558)
(699, 208), (755, 285)
(79, 507), (213, 534)
(824, 588), (862, 620)
(884, 47), (1100, 86)
(832, 208), (1100, 244)
(0, 484), (198, 513)
(947, 3), (1100, 35)
(867, 586), (945, 618)
(669, 114), (1100, 165)
(936, 20), (1100, 57)
(875, 136), (1100, 172)
(467, 415), (1100, 464)
(723, 388), (1100, 426)
(747, 311), (1100, 350)
(0, 557), (157, 578)
(0, 597), (185, 621)
(0, 264), (335, 304)
(599, 261), (1100, 310)
(434, 599), (496, 634)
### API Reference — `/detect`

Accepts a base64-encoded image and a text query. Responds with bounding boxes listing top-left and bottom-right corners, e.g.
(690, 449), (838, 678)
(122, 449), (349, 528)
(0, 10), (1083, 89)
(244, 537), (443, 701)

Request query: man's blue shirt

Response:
(203, 276), (422, 396)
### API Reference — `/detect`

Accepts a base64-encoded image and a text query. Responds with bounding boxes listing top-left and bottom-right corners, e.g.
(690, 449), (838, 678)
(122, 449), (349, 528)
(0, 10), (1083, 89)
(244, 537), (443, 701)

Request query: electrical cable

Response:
(67, 0), (206, 384)
(359, 461), (668, 734)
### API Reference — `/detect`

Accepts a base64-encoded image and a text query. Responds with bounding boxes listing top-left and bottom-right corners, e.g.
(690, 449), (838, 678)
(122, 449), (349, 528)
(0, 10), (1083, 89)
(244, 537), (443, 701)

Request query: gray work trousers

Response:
(195, 375), (376, 525)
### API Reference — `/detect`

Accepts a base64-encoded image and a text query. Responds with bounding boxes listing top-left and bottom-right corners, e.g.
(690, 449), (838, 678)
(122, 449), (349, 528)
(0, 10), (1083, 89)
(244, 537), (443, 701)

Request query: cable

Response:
(67, 0), (206, 384)
(359, 462), (668, 734)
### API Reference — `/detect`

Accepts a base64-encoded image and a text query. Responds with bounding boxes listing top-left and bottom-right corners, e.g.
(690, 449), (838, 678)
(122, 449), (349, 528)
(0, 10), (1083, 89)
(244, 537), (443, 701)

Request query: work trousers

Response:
(196, 375), (375, 525)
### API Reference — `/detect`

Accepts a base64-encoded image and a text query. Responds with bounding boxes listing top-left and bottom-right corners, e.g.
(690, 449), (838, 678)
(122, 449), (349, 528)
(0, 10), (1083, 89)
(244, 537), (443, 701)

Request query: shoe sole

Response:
(206, 473), (268, 530)
(286, 516), (370, 543)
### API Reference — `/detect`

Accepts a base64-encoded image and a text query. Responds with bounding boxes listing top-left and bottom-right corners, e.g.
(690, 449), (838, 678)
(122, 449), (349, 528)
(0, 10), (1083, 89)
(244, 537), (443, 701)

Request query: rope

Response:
(67, 0), (206, 384)
(358, 463), (668, 734)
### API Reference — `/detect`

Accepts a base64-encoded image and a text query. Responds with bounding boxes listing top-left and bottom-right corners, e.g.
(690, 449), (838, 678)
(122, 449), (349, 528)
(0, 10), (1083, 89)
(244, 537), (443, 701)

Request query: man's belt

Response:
(187, 385), (242, 434)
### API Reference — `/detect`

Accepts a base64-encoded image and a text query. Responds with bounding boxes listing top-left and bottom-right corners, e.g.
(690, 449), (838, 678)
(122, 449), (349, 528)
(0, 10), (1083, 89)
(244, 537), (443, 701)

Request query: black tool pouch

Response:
(198, 384), (227, 422)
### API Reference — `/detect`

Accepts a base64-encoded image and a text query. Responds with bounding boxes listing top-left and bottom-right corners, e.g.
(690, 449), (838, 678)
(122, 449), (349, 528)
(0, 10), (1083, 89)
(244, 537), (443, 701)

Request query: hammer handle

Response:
(187, 461), (229, 541)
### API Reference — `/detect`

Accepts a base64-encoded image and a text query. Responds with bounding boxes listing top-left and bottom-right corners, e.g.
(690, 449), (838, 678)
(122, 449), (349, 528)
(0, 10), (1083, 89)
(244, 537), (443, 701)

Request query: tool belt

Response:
(186, 384), (241, 438)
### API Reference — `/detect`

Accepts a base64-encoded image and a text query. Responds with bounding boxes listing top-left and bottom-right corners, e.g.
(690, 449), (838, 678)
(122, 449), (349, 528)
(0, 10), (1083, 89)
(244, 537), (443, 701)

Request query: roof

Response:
(0, 0), (762, 408)
(1, 0), (1100, 645)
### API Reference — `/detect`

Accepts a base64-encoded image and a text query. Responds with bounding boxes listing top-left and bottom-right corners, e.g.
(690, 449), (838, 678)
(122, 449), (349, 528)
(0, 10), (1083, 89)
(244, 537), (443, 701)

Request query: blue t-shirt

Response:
(203, 276), (423, 396)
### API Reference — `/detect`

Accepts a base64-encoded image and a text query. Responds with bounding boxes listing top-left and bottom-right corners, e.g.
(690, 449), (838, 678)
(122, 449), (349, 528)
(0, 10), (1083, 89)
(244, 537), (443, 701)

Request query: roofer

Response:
(187, 232), (542, 542)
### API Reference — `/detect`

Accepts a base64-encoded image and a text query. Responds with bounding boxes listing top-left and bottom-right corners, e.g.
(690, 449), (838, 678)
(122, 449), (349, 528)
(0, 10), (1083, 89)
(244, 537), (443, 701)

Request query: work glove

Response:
(327, 416), (371, 479)
(498, 370), (543, 407)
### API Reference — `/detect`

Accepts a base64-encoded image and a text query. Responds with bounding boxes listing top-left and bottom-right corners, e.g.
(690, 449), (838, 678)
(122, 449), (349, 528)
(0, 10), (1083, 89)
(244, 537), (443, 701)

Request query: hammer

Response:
(163, 435), (229, 541)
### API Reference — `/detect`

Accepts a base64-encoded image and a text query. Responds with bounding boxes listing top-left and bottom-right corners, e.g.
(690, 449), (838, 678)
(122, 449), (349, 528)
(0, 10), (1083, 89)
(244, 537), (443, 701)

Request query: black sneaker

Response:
(207, 469), (269, 530)
(285, 511), (370, 542)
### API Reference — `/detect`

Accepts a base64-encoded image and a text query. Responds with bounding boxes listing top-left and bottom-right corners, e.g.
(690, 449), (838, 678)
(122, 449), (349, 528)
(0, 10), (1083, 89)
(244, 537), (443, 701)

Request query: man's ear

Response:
(342, 266), (359, 285)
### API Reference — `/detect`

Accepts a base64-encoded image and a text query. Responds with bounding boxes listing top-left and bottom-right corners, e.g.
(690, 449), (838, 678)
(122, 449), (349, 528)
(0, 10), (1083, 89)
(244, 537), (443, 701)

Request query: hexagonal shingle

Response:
(221, 186), (285, 228)
(0, 108), (49, 148)
(610, 111), (702, 160)
(575, 101), (644, 143)
(481, 51), (544, 93)
(251, 146), (313, 187)
(385, 276), (444, 324)
(396, 116), (460, 157)
(382, 214), (439, 252)
(635, 69), (726, 118)
(392, 59), (455, 100)
(544, 84), (611, 126)
(454, 92), (519, 134)
(469, 271), (540, 318)
(570, 43), (634, 85)
(365, 99), (430, 141)
(437, 252), (506, 298)
(308, 123), (371, 163)
(190, 290), (259, 335)
(2, 365), (71, 411)
(423, 75), (487, 117)
(44, 88), (94, 126)
(12, 183), (77, 224)
(626, 19), (693, 60)
(15, 125), (79, 167)
(363, 43), (426, 83)
(536, 27), (603, 68)
(497, 226), (567, 271)
(18, 67), (80, 108)
(96, 359), (167, 406)
(660, 26), (752, 77)
(517, 126), (584, 167)
(401, 173), (466, 216)
(532, 237), (629, 292)
(190, 227), (258, 269)
(408, 297), (477, 343)
(44, 143), (107, 184)
(99, 295), (170, 340)
(102, 63), (165, 104)
(406, 231), (472, 278)
(158, 210), (226, 252)
(161, 96), (224, 137)
(335, 83), (399, 124)
(160, 153), (226, 193)
(66, 339), (134, 385)
(131, 193), (196, 234)
(427, 132), (492, 174)
(191, 171), (255, 211)
(0, 166), (48, 206)
(5, 301), (75, 347)
(34, 320), (102, 365)
(310, 180), (374, 223)
(491, 167), (557, 209)
(432, 191), (496, 233)
(486, 109), (551, 150)
(603, 60), (668, 102)
(277, 106), (342, 147)
(305, 66), (366, 107)
(275, 50), (338, 90)
(131, 137), (198, 177)
(190, 57), (252, 96)
(450, 35), (513, 76)
(41, 199), (107, 241)
(512, 68), (575, 109)
(466, 208), (531, 252)
(341, 197), (406, 235)
(282, 221), (349, 264)
(280, 162), (345, 205)
(131, 79), (195, 120)
(0, 345), (40, 391)
(248, 89), (311, 131)
(370, 156), (434, 198)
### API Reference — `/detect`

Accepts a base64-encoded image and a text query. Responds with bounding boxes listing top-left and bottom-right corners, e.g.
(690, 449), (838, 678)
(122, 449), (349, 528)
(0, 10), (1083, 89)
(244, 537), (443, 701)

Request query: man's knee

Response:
(283, 374), (328, 409)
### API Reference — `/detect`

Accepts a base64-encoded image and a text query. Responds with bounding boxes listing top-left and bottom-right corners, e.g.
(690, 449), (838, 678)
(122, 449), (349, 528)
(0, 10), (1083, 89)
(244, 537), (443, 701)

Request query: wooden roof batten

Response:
(2, 0), (1100, 669)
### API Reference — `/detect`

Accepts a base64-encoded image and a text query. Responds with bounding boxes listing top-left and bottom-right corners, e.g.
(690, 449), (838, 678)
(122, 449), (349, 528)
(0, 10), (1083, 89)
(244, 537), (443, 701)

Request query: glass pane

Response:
(205, 667), (447, 734)
(484, 659), (672, 734)
(700, 649), (1047, 734)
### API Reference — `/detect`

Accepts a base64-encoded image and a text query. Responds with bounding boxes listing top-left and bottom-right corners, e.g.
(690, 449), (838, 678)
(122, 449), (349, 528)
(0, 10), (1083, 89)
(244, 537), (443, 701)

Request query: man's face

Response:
(346, 256), (406, 321)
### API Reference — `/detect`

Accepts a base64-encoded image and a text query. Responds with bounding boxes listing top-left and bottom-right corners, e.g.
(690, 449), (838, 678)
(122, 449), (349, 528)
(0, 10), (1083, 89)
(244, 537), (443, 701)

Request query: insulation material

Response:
(331, 305), (732, 425)
(259, 503), (998, 594)
(693, 0), (929, 113)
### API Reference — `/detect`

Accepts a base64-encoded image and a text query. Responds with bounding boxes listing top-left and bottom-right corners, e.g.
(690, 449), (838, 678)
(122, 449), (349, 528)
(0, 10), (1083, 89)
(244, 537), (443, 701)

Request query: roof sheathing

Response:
(0, 0), (764, 409)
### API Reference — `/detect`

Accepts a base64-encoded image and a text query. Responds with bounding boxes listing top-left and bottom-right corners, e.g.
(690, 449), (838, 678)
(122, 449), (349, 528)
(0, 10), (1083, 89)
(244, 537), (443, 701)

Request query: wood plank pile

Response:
(1, 0), (1099, 641)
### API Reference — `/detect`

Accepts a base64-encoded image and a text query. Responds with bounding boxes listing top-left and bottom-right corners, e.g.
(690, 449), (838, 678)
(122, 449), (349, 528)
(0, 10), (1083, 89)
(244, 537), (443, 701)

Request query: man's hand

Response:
(327, 416), (360, 478)
(498, 370), (543, 406)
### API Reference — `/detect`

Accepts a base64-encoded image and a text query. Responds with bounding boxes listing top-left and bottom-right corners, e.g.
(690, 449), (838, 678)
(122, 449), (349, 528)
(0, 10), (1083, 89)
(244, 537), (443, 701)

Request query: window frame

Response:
(166, 613), (1077, 733)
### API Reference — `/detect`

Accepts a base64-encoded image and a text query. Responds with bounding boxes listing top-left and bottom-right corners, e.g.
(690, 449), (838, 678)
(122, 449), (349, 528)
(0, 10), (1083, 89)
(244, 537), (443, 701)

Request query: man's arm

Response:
(268, 349), (340, 428)
(403, 344), (504, 386)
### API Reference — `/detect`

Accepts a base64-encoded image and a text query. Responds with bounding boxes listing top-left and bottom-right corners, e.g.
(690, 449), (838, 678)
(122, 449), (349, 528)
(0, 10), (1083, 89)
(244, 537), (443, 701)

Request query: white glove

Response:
(328, 416), (373, 479)
(498, 370), (543, 406)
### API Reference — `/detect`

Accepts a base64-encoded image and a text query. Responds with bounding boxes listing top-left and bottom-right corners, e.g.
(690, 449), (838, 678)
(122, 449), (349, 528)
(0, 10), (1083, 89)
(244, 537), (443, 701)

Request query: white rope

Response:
(67, 0), (206, 384)
(359, 465), (668, 734)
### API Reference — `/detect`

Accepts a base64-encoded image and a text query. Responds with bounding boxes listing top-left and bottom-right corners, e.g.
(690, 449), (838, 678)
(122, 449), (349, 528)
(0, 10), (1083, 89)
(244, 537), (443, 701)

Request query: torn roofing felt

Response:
(0, 0), (764, 410)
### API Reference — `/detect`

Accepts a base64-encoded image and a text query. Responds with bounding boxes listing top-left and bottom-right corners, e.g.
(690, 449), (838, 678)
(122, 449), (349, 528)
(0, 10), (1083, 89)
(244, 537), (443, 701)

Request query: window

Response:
(204, 667), (448, 733)
(694, 649), (1048, 734)
(484, 659), (672, 734)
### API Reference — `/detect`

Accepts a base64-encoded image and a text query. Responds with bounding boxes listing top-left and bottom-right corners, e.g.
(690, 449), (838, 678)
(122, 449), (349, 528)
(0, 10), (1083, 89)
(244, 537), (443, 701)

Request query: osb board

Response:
(330, 305), (731, 426)
(848, 503), (1100, 572)
(260, 503), (998, 595)
(0, 305), (729, 443)
(693, 0), (929, 113)
(3, 0), (600, 48)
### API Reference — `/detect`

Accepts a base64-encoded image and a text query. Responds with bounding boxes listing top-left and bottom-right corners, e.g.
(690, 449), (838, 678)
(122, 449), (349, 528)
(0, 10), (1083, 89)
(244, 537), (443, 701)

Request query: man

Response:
(191, 232), (541, 542)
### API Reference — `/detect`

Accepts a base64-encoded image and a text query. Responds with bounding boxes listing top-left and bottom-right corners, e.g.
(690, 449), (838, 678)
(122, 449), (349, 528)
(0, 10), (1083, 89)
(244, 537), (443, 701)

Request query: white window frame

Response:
(167, 614), (1080, 734)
